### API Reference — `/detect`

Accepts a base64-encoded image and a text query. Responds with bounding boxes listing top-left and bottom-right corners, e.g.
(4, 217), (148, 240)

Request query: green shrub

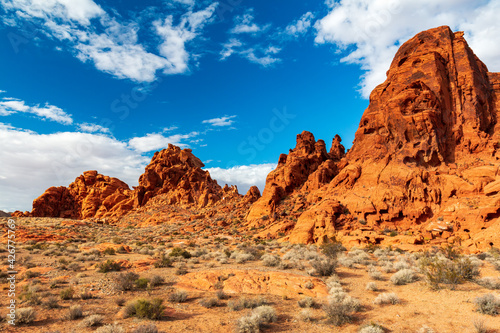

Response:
(154, 253), (172, 268)
(103, 247), (116, 255)
(135, 278), (150, 289)
(97, 259), (122, 273)
(419, 255), (479, 289)
(321, 240), (346, 259)
(60, 287), (74, 300)
(169, 247), (192, 259)
(126, 299), (165, 320)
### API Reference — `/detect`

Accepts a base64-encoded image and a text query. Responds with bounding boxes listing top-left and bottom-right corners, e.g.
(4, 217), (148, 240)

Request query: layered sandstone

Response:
(250, 26), (500, 251)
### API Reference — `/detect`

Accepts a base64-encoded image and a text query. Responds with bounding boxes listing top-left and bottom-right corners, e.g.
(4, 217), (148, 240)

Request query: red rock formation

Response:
(29, 171), (130, 219)
(252, 26), (500, 251)
(246, 131), (344, 223)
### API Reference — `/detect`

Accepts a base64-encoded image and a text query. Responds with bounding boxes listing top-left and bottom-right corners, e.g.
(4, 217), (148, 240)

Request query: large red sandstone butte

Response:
(248, 26), (500, 251)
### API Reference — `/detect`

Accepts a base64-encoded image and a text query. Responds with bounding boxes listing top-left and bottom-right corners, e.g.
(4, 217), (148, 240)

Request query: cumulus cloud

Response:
(0, 95), (73, 124)
(314, 0), (500, 98)
(0, 123), (149, 212)
(231, 9), (268, 34)
(154, 3), (218, 75)
(0, 0), (217, 81)
(202, 115), (236, 127)
(285, 11), (315, 37)
(205, 163), (276, 195)
(77, 122), (111, 134)
(128, 131), (198, 152)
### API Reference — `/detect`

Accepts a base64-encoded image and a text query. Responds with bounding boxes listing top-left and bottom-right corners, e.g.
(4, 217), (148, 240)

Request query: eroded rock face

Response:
(247, 131), (344, 223)
(253, 26), (500, 251)
(30, 171), (130, 219)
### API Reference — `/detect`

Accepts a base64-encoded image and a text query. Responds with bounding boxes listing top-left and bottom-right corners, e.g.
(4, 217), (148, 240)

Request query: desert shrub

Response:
(127, 298), (165, 320)
(368, 267), (383, 280)
(473, 318), (488, 333)
(416, 326), (435, 333)
(96, 323), (125, 333)
(390, 269), (418, 285)
(135, 278), (150, 289)
(115, 272), (139, 291)
(154, 253), (172, 268)
(169, 247), (192, 259)
(60, 287), (74, 300)
(365, 282), (378, 291)
(175, 265), (188, 275)
(45, 296), (60, 309)
(168, 290), (188, 303)
(298, 309), (313, 322)
(216, 289), (228, 300)
(474, 294), (500, 315)
(81, 291), (93, 300)
(103, 247), (116, 255)
(24, 270), (41, 279)
(97, 259), (122, 273)
(359, 323), (385, 333)
(199, 297), (219, 308)
(149, 275), (164, 287)
(419, 255), (479, 289)
(81, 314), (104, 327)
(231, 252), (255, 263)
(68, 305), (83, 320)
(373, 292), (400, 305)
(298, 296), (317, 308)
(323, 301), (355, 326)
(20, 287), (42, 305)
(131, 324), (159, 333)
(236, 306), (276, 333)
(320, 240), (346, 259)
(16, 307), (36, 324)
(261, 254), (280, 267)
(304, 281), (314, 289)
(228, 297), (268, 311)
(309, 258), (336, 276)
(338, 255), (356, 268)
(476, 277), (500, 290)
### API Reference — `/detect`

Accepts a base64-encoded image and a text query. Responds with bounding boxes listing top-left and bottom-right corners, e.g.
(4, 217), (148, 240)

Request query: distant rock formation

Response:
(0, 210), (10, 217)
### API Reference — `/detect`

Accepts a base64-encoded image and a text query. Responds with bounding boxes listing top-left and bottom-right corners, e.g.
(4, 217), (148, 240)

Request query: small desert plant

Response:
(131, 324), (159, 333)
(419, 253), (479, 289)
(298, 309), (313, 322)
(476, 277), (500, 290)
(115, 272), (140, 291)
(309, 258), (336, 276)
(81, 314), (104, 327)
(236, 305), (276, 333)
(323, 301), (355, 326)
(261, 254), (280, 267)
(149, 275), (164, 287)
(321, 239), (345, 259)
(96, 323), (125, 333)
(20, 287), (42, 305)
(216, 289), (228, 300)
(154, 253), (172, 268)
(199, 297), (219, 308)
(103, 247), (116, 255)
(390, 269), (418, 285)
(473, 318), (488, 333)
(368, 267), (384, 280)
(168, 290), (188, 303)
(80, 291), (93, 300)
(359, 323), (385, 333)
(45, 296), (60, 309)
(135, 277), (150, 289)
(97, 259), (122, 273)
(365, 282), (378, 291)
(298, 296), (317, 308)
(474, 294), (500, 315)
(175, 265), (188, 275)
(373, 292), (400, 305)
(169, 247), (192, 258)
(60, 287), (74, 300)
(228, 297), (268, 311)
(68, 305), (83, 320)
(15, 307), (36, 324)
(126, 298), (165, 320)
(416, 325), (435, 333)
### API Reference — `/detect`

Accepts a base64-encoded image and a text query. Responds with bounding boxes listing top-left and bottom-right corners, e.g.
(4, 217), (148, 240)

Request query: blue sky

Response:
(1, 0), (500, 212)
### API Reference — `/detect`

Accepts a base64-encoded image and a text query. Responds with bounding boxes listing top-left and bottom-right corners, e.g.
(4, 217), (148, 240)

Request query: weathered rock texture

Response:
(248, 26), (500, 252)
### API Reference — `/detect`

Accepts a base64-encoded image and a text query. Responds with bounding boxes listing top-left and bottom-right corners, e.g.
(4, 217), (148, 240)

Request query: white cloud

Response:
(231, 10), (267, 34)
(0, 0), (217, 81)
(205, 163), (276, 195)
(162, 125), (179, 132)
(314, 0), (500, 98)
(220, 38), (242, 60)
(0, 90), (6, 93)
(243, 48), (281, 67)
(77, 122), (111, 134)
(285, 12), (315, 36)
(202, 115), (236, 127)
(0, 96), (73, 124)
(0, 123), (149, 212)
(128, 131), (198, 152)
(154, 3), (218, 75)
